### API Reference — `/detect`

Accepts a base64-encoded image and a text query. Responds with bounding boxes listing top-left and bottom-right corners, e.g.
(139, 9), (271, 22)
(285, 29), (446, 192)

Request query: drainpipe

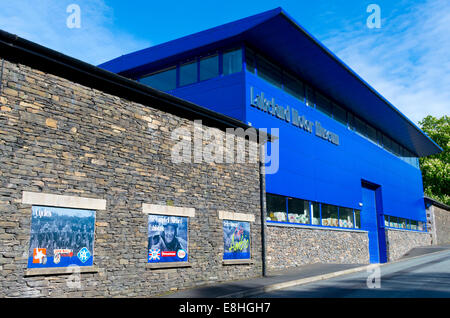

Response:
(259, 142), (267, 277)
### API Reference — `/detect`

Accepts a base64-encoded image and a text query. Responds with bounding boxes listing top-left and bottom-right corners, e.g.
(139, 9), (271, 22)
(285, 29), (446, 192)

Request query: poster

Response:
(223, 220), (250, 260)
(148, 214), (188, 263)
(28, 206), (95, 268)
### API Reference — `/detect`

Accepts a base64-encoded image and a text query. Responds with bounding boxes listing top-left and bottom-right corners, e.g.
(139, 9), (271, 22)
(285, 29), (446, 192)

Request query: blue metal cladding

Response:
(245, 72), (428, 222)
(162, 71), (246, 122)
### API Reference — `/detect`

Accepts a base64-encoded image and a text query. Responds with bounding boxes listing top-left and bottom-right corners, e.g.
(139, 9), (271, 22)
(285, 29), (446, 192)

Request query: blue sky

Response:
(0, 0), (448, 123)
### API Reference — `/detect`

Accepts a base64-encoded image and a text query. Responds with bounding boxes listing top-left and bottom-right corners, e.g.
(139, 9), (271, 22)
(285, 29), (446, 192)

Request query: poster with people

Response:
(147, 214), (188, 263)
(28, 206), (95, 268)
(223, 220), (250, 260)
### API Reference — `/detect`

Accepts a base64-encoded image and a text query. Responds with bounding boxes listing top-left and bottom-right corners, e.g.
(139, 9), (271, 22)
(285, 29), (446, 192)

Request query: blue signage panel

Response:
(28, 206), (95, 268)
(147, 214), (188, 263)
(223, 220), (251, 260)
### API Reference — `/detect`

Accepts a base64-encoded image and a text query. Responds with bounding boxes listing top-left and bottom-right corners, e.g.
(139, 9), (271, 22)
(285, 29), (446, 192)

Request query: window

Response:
(354, 116), (368, 137)
(311, 201), (320, 225)
(257, 55), (282, 88)
(410, 220), (418, 230)
(179, 60), (198, 87)
(305, 86), (315, 107)
(354, 210), (361, 229)
(384, 215), (390, 227)
(287, 197), (310, 224)
(223, 220), (251, 260)
(333, 103), (347, 126)
(390, 216), (399, 228)
(28, 206), (95, 268)
(321, 204), (338, 227)
(245, 47), (256, 73)
(199, 54), (219, 81)
(283, 72), (305, 102)
(223, 48), (242, 75)
(266, 193), (287, 222)
(315, 92), (333, 117)
(418, 221), (425, 231)
(148, 214), (188, 263)
(399, 218), (407, 229)
(140, 67), (177, 91)
(366, 124), (377, 144)
(339, 207), (354, 228)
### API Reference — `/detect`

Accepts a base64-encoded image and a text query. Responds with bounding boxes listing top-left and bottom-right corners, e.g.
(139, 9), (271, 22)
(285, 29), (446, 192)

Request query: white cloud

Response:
(321, 0), (450, 124)
(0, 0), (150, 65)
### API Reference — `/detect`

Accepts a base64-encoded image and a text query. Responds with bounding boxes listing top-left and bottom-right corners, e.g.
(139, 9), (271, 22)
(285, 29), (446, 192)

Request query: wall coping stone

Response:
(22, 191), (106, 210)
(146, 262), (192, 270)
(222, 259), (254, 265)
(218, 210), (255, 222)
(142, 204), (195, 217)
(24, 266), (99, 277)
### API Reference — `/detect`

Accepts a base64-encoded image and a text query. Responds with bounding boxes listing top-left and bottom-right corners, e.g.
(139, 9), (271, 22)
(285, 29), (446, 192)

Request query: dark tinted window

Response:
(266, 193), (287, 222)
(140, 67), (177, 91)
(287, 198), (310, 224)
(321, 204), (338, 227)
(223, 48), (242, 75)
(333, 103), (347, 126)
(315, 93), (332, 117)
(283, 72), (304, 101)
(179, 60), (198, 86)
(245, 47), (256, 73)
(199, 54), (219, 81)
(305, 86), (315, 107)
(257, 55), (282, 88)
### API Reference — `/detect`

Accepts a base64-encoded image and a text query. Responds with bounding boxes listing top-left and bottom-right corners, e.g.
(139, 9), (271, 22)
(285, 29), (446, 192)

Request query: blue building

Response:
(100, 8), (441, 265)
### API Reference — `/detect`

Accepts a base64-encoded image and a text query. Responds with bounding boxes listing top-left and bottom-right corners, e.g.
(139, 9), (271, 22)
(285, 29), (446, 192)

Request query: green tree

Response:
(418, 115), (449, 205)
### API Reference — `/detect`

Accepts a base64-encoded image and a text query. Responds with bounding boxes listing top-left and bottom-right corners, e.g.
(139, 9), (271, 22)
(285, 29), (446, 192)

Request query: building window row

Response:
(384, 215), (427, 232)
(245, 47), (420, 169)
(266, 193), (361, 230)
(139, 48), (242, 91)
(138, 46), (419, 169)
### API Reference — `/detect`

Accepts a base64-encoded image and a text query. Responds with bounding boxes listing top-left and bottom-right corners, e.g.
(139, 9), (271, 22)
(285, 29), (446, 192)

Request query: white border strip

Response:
(218, 210), (255, 223)
(142, 204), (195, 217)
(22, 191), (106, 210)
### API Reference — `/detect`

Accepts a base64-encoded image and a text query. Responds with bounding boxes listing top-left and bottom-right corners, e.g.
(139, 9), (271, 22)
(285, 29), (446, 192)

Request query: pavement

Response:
(161, 245), (450, 298)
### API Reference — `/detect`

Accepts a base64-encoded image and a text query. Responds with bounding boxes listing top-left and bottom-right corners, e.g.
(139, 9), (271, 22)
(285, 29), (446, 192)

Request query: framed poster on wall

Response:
(27, 206), (96, 268)
(147, 214), (188, 263)
(223, 220), (250, 260)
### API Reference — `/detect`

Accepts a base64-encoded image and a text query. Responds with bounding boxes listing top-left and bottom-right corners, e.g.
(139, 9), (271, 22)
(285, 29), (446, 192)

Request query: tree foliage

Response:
(418, 115), (449, 206)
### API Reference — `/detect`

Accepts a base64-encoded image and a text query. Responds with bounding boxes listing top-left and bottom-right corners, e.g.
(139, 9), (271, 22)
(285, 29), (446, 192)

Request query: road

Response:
(255, 250), (450, 298)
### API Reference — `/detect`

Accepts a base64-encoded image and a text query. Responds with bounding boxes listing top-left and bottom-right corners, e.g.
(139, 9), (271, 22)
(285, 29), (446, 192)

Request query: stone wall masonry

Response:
(266, 224), (370, 271)
(385, 229), (432, 261)
(432, 206), (450, 245)
(0, 59), (263, 297)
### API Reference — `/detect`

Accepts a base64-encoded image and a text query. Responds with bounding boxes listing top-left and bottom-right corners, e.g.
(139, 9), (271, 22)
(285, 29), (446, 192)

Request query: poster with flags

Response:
(148, 214), (188, 263)
(28, 206), (95, 268)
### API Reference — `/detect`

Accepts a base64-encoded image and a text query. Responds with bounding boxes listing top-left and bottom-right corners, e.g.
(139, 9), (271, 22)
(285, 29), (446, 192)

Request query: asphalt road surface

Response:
(255, 250), (450, 298)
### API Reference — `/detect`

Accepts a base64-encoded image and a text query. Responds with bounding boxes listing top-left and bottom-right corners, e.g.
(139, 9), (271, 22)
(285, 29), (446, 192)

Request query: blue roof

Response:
(99, 7), (442, 157)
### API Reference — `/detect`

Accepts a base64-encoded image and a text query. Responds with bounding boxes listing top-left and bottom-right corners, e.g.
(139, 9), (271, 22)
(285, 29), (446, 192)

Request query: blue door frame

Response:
(361, 181), (387, 263)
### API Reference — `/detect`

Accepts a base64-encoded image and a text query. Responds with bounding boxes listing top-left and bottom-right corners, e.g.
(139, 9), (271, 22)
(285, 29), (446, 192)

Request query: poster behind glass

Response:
(223, 220), (250, 260)
(28, 206), (95, 268)
(148, 214), (188, 263)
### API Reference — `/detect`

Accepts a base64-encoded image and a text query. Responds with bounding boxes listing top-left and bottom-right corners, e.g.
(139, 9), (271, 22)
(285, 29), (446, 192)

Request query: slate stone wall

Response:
(432, 206), (450, 245)
(266, 224), (370, 270)
(385, 229), (432, 261)
(0, 59), (263, 297)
